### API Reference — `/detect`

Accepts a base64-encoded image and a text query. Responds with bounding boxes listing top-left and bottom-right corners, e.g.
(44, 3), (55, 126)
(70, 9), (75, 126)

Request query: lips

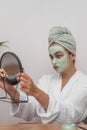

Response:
(53, 66), (58, 69)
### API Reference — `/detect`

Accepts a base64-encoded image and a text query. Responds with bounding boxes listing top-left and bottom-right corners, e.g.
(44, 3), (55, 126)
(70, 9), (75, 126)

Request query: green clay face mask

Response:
(48, 45), (69, 73)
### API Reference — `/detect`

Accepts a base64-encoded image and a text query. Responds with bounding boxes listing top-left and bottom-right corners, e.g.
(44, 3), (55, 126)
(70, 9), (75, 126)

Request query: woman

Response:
(0, 26), (87, 124)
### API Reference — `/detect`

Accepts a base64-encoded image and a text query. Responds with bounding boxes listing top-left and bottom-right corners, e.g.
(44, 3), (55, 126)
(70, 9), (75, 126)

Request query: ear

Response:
(70, 54), (76, 62)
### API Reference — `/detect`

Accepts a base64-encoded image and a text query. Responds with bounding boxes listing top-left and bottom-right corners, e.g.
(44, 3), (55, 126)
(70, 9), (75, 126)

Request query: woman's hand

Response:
(0, 69), (8, 89)
(17, 72), (49, 109)
(0, 69), (20, 103)
(17, 72), (37, 96)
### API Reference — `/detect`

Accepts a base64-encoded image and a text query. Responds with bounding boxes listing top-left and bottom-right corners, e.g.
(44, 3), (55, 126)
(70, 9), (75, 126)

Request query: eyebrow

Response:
(49, 51), (63, 57)
(55, 51), (63, 55)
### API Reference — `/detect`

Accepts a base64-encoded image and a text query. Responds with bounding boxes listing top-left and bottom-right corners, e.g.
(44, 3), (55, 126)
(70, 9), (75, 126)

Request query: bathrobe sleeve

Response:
(10, 74), (54, 122)
(10, 91), (39, 121)
(36, 80), (87, 124)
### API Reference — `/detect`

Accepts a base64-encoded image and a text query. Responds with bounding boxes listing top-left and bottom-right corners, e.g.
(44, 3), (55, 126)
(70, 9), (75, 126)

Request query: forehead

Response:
(48, 44), (66, 55)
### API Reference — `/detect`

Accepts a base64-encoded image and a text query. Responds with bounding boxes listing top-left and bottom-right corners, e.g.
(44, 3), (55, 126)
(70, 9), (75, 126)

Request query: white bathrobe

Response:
(10, 70), (87, 124)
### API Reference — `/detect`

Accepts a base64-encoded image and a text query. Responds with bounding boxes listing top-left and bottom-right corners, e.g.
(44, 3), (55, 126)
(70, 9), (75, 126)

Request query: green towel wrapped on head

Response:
(48, 26), (76, 56)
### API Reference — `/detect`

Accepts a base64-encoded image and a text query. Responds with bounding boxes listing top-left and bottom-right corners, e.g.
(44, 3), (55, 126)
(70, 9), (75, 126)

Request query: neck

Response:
(61, 66), (77, 80)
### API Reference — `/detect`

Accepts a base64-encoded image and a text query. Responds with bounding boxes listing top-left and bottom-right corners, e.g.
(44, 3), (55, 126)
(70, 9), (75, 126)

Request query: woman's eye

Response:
(55, 54), (63, 59)
(49, 55), (53, 60)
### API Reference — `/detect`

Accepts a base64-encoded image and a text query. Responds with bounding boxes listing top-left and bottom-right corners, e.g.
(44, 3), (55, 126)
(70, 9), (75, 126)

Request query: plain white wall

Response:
(0, 0), (87, 124)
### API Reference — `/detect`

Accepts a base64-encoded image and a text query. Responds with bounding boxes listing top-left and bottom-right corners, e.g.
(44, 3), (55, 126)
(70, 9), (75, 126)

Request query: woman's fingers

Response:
(17, 72), (35, 95)
(17, 72), (32, 84)
(0, 69), (8, 78)
(20, 72), (31, 80)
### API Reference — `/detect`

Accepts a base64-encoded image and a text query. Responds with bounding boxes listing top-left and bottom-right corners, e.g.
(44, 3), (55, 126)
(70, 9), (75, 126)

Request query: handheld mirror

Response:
(0, 52), (28, 103)
(0, 52), (23, 85)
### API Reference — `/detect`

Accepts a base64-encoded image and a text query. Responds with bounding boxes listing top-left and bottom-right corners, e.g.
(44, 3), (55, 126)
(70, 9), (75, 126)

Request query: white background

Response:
(0, 0), (87, 124)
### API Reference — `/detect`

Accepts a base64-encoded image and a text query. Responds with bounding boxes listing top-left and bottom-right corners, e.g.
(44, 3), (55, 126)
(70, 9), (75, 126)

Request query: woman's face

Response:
(48, 44), (73, 73)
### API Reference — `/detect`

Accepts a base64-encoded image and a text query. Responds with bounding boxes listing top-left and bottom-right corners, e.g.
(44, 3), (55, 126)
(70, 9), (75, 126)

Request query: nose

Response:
(52, 58), (57, 65)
